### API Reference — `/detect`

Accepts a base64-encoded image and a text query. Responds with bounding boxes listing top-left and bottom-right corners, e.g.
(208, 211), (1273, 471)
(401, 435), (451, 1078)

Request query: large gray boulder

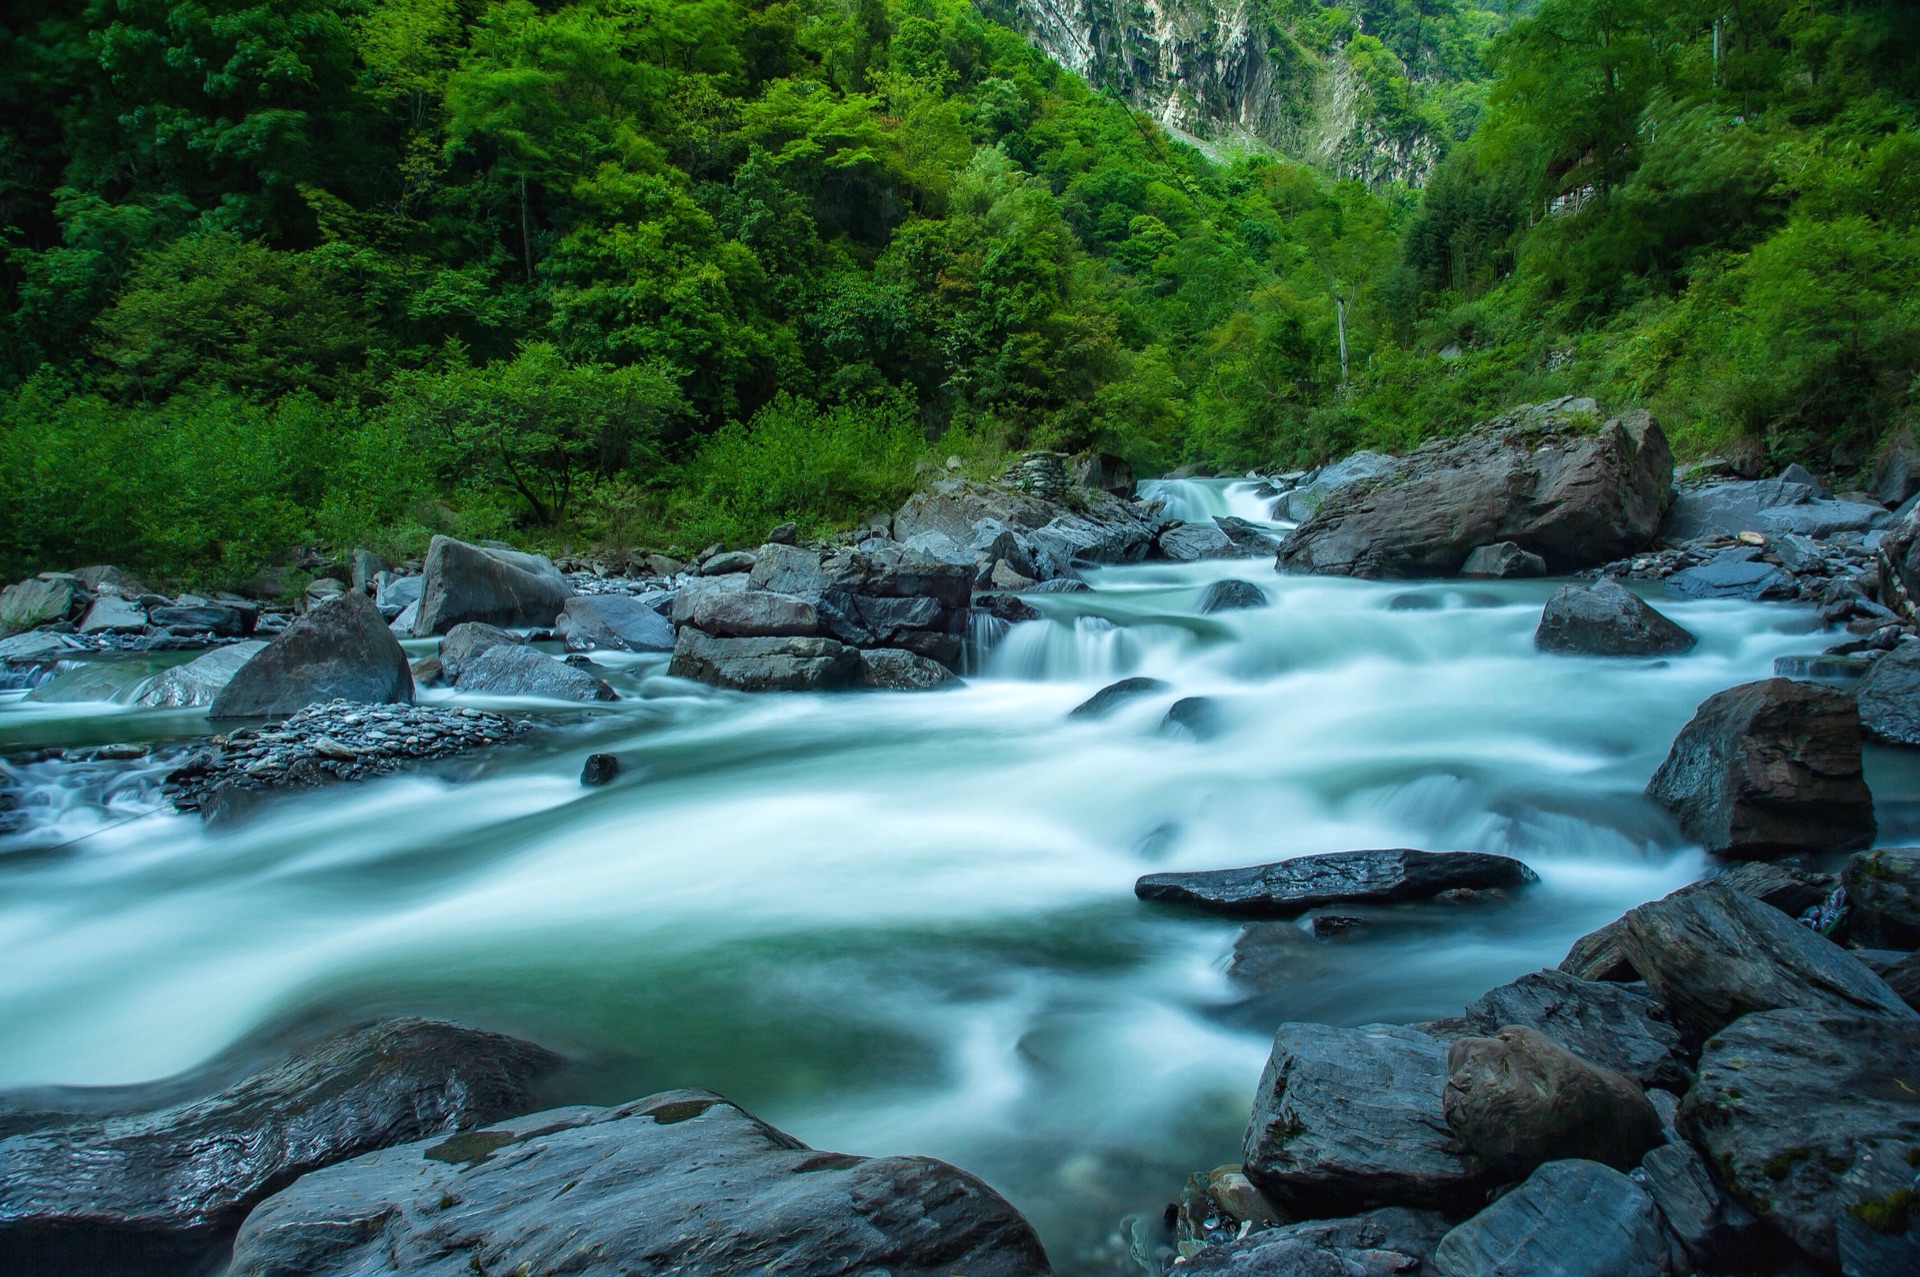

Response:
(0, 1019), (557, 1275)
(1243, 1022), (1486, 1216)
(1681, 1008), (1920, 1265)
(225, 1089), (1051, 1277)
(1432, 1160), (1667, 1277)
(1278, 405), (1672, 578)
(1619, 879), (1917, 1038)
(0, 578), (73, 634)
(410, 536), (570, 636)
(453, 644), (616, 702)
(210, 592), (413, 719)
(133, 641), (268, 708)
(437, 622), (519, 682)
(691, 589), (821, 638)
(1854, 642), (1920, 744)
(1843, 847), (1920, 948)
(669, 628), (860, 692)
(1136, 849), (1536, 918)
(1645, 678), (1874, 858)
(1457, 969), (1689, 1091)
(1441, 1026), (1662, 1179)
(78, 595), (147, 634)
(554, 595), (674, 652)
(1534, 579), (1695, 656)
(149, 602), (253, 636)
(1158, 521), (1242, 561)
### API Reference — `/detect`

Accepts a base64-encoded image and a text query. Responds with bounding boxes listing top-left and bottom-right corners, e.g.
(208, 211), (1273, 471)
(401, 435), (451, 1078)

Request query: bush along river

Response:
(1, 401), (1917, 1277)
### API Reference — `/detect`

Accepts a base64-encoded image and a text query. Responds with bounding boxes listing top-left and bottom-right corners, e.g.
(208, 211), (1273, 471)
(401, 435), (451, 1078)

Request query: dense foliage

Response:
(0, 0), (1915, 582)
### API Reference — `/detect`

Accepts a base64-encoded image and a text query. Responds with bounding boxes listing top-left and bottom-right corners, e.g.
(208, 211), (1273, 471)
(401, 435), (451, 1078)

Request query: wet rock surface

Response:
(1431, 1159), (1667, 1277)
(1070, 676), (1169, 718)
(1645, 677), (1875, 858)
(0, 1017), (557, 1276)
(1197, 579), (1268, 614)
(668, 628), (861, 692)
(410, 536), (571, 636)
(1533, 579), (1695, 657)
(169, 700), (522, 813)
(553, 593), (674, 652)
(1635, 1140), (1759, 1272)
(453, 642), (618, 701)
(1843, 847), (1920, 948)
(1456, 969), (1690, 1091)
(209, 592), (413, 720)
(858, 646), (960, 691)
(1442, 1026), (1662, 1178)
(226, 1088), (1052, 1277)
(1136, 848), (1537, 918)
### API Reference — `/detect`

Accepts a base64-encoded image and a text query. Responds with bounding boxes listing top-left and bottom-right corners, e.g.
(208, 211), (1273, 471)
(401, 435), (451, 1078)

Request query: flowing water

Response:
(0, 481), (1906, 1273)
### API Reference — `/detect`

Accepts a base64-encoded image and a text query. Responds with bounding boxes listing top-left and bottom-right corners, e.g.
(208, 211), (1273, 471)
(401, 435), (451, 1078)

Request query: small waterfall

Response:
(1138, 477), (1285, 525)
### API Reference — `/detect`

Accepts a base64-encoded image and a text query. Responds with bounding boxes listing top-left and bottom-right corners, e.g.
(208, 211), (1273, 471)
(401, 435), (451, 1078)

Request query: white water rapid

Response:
(2, 490), (1909, 1273)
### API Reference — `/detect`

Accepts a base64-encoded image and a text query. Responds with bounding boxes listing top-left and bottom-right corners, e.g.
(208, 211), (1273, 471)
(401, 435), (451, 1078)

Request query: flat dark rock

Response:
(226, 1088), (1051, 1277)
(1069, 676), (1169, 718)
(0, 1018), (558, 1276)
(1137, 848), (1537, 918)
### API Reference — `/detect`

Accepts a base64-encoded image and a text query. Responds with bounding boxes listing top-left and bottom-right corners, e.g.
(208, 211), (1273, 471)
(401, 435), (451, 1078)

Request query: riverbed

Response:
(0, 481), (1901, 1274)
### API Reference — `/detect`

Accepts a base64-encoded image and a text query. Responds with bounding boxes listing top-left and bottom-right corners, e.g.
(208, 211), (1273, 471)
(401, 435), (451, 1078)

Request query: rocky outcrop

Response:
(1136, 848), (1536, 917)
(1533, 579), (1695, 656)
(410, 536), (571, 636)
(225, 1088), (1051, 1277)
(0, 1018), (557, 1275)
(1843, 847), (1920, 948)
(1645, 678), (1874, 858)
(692, 588), (821, 637)
(1441, 1026), (1662, 1178)
(668, 628), (861, 692)
(453, 644), (617, 702)
(554, 594), (674, 652)
(1681, 1008), (1920, 1265)
(1243, 1022), (1485, 1217)
(1277, 402), (1673, 578)
(1619, 879), (1917, 1038)
(209, 592), (413, 719)
(1431, 1160), (1667, 1277)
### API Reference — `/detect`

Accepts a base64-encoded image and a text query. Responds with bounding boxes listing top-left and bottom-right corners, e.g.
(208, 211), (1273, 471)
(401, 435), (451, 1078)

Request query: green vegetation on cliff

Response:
(0, 0), (1915, 581)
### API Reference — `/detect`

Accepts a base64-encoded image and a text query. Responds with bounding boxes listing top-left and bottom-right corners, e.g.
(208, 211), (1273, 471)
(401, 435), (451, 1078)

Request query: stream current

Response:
(1, 478), (1907, 1273)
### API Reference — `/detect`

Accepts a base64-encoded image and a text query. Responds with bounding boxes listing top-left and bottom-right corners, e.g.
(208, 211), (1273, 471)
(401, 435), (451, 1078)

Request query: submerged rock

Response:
(225, 1089), (1051, 1277)
(1197, 579), (1268, 614)
(0, 1018), (557, 1276)
(1619, 879), (1916, 1038)
(1069, 677), (1169, 718)
(410, 536), (571, 636)
(1645, 678), (1874, 858)
(1442, 1026), (1662, 1178)
(1533, 578), (1695, 656)
(1136, 848), (1536, 918)
(1681, 1007), (1920, 1265)
(1243, 1022), (1486, 1216)
(210, 592), (412, 719)
(1432, 1159), (1666, 1277)
(1160, 695), (1226, 740)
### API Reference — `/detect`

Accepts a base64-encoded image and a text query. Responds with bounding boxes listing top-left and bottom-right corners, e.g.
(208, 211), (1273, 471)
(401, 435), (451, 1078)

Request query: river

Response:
(0, 479), (1900, 1274)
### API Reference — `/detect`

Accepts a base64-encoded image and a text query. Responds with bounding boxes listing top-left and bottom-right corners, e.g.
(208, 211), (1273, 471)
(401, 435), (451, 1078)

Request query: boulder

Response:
(1854, 642), (1920, 744)
(670, 573), (751, 627)
(1136, 849), (1537, 918)
(690, 589), (820, 638)
(374, 573), (422, 618)
(77, 595), (146, 634)
(747, 543), (831, 596)
(1215, 517), (1283, 556)
(304, 577), (347, 610)
(1159, 521), (1242, 561)
(554, 595), (675, 652)
(699, 549), (758, 575)
(1158, 696), (1226, 741)
(668, 628), (860, 692)
(410, 536), (570, 636)
(1461, 542), (1547, 578)
(1442, 1026), (1663, 1178)
(1533, 579), (1695, 656)
(1645, 678), (1875, 858)
(1660, 478), (1818, 540)
(1244, 1022), (1485, 1216)
(1713, 858), (1842, 917)
(1619, 879), (1917, 1038)
(0, 630), (75, 665)
(148, 603), (252, 637)
(1280, 450), (1400, 523)
(1069, 677), (1169, 718)
(859, 647), (958, 691)
(349, 548), (386, 593)
(1028, 508), (1156, 567)
(1431, 1160), (1666, 1277)
(1681, 1008), (1920, 1264)
(1182, 1208), (1450, 1276)
(73, 564), (148, 597)
(133, 642), (268, 709)
(1198, 579), (1268, 614)
(1666, 558), (1795, 601)
(894, 479), (1059, 545)
(1557, 918), (1637, 982)
(437, 622), (519, 683)
(209, 593), (413, 719)
(454, 644), (617, 701)
(0, 1018), (557, 1276)
(0, 578), (73, 634)
(1843, 848), (1920, 948)
(1278, 406), (1672, 578)
(1458, 969), (1689, 1091)
(1870, 950), (1920, 1010)
(1636, 1141), (1759, 1272)
(225, 1088), (1050, 1277)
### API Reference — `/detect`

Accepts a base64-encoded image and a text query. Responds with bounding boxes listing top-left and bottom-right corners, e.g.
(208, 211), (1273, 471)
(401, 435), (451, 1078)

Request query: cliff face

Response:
(985, 0), (1463, 188)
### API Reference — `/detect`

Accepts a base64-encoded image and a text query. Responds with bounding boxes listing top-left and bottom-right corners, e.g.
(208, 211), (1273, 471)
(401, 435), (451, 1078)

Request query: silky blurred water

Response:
(0, 492), (1878, 1272)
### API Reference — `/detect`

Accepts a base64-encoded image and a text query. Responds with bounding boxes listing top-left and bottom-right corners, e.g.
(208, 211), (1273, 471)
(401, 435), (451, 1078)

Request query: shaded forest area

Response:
(0, 0), (1915, 582)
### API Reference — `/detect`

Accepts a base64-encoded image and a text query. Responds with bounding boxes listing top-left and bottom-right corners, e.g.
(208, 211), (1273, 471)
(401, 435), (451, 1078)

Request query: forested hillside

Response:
(0, 0), (1915, 583)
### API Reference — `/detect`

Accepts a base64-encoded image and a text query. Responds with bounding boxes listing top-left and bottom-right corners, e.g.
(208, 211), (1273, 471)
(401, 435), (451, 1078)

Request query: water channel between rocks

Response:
(3, 479), (1915, 1275)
